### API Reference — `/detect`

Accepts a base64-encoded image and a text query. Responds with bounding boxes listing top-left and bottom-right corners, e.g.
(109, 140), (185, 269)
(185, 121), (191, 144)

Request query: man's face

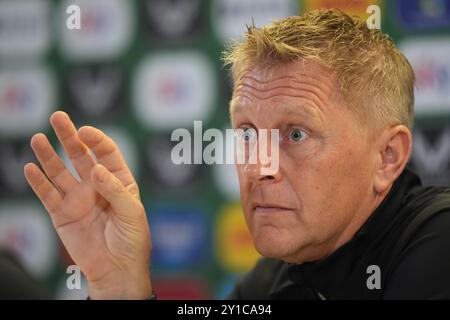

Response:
(231, 61), (379, 263)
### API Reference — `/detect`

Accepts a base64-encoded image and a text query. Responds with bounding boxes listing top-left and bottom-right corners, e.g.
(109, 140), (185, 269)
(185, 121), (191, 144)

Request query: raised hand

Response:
(24, 111), (152, 299)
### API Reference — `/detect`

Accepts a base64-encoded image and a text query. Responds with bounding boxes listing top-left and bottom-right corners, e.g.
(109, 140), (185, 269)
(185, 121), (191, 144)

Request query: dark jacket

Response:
(228, 167), (450, 299)
(0, 250), (49, 299)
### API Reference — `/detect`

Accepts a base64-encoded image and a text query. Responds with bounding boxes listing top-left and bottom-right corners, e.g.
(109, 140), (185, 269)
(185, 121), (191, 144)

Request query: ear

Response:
(373, 125), (413, 193)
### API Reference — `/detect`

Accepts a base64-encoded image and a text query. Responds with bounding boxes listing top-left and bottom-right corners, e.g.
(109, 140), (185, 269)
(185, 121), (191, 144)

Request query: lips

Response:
(252, 203), (294, 214)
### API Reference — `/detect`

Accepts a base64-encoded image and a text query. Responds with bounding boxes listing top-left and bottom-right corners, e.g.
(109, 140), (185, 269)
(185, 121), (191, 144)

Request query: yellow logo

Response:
(216, 203), (260, 273)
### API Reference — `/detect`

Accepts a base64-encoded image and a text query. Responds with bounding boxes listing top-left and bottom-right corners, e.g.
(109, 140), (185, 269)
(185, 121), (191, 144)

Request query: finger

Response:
(50, 111), (96, 180)
(24, 162), (63, 215)
(78, 126), (139, 197)
(30, 133), (78, 193)
(90, 164), (142, 220)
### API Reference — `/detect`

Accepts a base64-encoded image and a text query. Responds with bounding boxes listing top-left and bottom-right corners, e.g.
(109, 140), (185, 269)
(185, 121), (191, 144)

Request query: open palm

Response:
(24, 112), (151, 299)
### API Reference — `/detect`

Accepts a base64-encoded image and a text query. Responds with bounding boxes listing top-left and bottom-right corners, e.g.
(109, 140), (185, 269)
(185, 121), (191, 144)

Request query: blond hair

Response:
(223, 9), (415, 134)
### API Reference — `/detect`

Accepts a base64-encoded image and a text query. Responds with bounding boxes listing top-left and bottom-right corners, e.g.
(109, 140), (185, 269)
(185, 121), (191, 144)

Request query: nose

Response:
(237, 128), (281, 183)
(245, 165), (282, 183)
(242, 156), (282, 183)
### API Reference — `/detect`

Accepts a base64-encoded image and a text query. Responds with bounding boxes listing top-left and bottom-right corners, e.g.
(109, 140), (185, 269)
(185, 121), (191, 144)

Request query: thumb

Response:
(91, 164), (142, 219)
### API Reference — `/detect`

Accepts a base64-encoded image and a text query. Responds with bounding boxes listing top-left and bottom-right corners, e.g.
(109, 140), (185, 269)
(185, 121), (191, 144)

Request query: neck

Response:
(331, 183), (393, 253)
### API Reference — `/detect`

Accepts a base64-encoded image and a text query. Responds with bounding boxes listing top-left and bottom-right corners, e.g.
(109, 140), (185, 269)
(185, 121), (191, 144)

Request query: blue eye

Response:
(289, 128), (307, 142)
(238, 127), (257, 142)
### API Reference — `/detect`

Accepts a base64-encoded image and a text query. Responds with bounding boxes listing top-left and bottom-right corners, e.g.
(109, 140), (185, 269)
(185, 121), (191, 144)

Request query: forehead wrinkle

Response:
(233, 82), (329, 115)
(230, 62), (339, 125)
(241, 74), (299, 84)
(243, 68), (333, 87)
(240, 74), (333, 96)
(291, 79), (333, 104)
(231, 92), (326, 126)
(234, 83), (324, 101)
(236, 74), (334, 112)
(242, 72), (332, 88)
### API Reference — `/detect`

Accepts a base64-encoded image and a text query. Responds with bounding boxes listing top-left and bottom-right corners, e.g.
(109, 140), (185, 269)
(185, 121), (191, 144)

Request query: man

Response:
(24, 9), (450, 299)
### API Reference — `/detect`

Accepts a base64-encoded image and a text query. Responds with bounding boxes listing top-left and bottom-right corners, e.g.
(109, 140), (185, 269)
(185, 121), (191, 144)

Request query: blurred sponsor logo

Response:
(151, 206), (209, 270)
(0, 67), (55, 137)
(133, 51), (215, 130)
(0, 141), (37, 196)
(153, 278), (210, 299)
(59, 0), (133, 61)
(216, 203), (259, 273)
(0, 203), (57, 278)
(143, 0), (204, 41)
(412, 127), (450, 186)
(401, 38), (450, 115)
(0, 0), (51, 58)
(65, 65), (123, 120)
(212, 0), (297, 43)
(143, 135), (202, 194)
(395, 0), (450, 30)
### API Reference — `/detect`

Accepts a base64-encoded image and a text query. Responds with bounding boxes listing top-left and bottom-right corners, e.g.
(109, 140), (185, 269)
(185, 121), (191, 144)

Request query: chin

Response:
(252, 227), (303, 261)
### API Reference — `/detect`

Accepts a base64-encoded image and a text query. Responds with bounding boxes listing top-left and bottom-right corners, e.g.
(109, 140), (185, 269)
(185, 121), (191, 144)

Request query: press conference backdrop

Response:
(0, 0), (449, 299)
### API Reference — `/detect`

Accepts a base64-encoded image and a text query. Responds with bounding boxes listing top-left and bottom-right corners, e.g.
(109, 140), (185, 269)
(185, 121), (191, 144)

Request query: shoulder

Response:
(384, 189), (450, 299)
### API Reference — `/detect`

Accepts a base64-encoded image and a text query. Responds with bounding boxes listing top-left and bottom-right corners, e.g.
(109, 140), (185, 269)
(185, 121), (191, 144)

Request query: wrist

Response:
(88, 269), (152, 300)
